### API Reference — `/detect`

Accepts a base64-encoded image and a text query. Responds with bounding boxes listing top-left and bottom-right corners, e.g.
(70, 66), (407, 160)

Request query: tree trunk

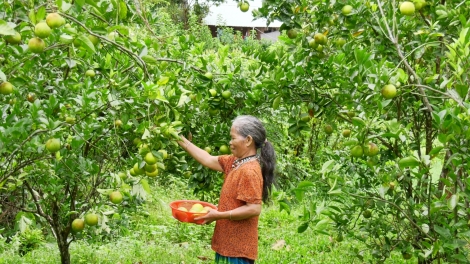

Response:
(57, 235), (71, 264)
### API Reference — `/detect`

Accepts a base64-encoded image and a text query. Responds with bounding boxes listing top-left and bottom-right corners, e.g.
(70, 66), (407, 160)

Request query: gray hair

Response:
(232, 115), (276, 203)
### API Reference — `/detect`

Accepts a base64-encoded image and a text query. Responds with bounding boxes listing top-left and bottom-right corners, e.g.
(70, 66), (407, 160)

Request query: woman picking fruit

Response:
(178, 115), (276, 264)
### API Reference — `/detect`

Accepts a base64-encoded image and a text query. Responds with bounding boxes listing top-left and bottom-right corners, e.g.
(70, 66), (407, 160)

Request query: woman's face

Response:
(229, 126), (249, 158)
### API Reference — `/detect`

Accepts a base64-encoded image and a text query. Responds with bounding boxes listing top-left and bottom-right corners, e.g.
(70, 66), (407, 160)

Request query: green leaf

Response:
(398, 156), (420, 169)
(77, 34), (96, 54)
(279, 201), (290, 214)
(314, 219), (330, 231)
(0, 69), (6, 82)
(297, 222), (309, 233)
(119, 1), (128, 20)
(321, 160), (335, 174)
(140, 179), (151, 193)
(351, 117), (366, 127)
(157, 76), (170, 86)
(36, 6), (46, 22)
(429, 146), (444, 156)
(76, 0), (85, 8)
(0, 20), (15, 35)
(447, 194), (459, 210)
(298, 181), (314, 188)
(434, 225), (451, 238)
(28, 9), (36, 24)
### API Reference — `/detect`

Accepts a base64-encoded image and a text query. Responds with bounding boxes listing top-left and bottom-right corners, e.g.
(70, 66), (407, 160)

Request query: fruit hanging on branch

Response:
(34, 22), (51, 39)
(324, 125), (334, 134)
(240, 1), (250, 12)
(45, 138), (61, 153)
(287, 29), (297, 39)
(71, 219), (85, 232)
(46, 13), (65, 29)
(0, 82), (14, 95)
(4, 32), (22, 44)
(109, 191), (123, 204)
(28, 37), (46, 53)
(381, 84), (397, 99)
(400, 1), (415, 16)
(84, 213), (98, 226)
(342, 5), (353, 15)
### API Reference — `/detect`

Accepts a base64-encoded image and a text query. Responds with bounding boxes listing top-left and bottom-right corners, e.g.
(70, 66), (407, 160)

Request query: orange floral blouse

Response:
(211, 155), (263, 260)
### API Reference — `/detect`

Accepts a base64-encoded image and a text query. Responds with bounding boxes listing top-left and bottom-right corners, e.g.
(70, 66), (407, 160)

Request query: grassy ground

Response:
(0, 184), (416, 264)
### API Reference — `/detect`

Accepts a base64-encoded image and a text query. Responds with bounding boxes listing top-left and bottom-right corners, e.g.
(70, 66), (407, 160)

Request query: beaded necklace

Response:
(231, 155), (258, 170)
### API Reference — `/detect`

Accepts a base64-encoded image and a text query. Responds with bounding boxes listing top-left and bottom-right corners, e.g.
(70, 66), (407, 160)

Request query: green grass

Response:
(0, 184), (416, 264)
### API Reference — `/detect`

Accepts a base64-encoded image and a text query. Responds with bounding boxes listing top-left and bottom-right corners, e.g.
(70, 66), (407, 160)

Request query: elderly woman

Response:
(178, 115), (276, 264)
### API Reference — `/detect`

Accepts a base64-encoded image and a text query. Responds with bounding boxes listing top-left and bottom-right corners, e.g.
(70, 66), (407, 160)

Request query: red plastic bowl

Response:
(169, 200), (217, 225)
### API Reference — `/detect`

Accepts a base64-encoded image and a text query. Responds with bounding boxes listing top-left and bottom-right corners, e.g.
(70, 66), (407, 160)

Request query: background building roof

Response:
(202, 0), (282, 28)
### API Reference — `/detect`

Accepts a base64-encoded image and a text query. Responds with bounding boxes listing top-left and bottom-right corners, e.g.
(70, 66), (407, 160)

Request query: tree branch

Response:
(376, 0), (433, 113)
(59, 12), (150, 80)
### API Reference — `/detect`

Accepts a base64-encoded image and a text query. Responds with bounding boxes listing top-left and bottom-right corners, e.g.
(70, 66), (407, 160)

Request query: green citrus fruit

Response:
(0, 82), (14, 95)
(65, 117), (76, 124)
(381, 84), (397, 99)
(204, 72), (213, 80)
(4, 32), (21, 44)
(28, 37), (46, 53)
(118, 171), (127, 180)
(350, 145), (364, 157)
(314, 33), (327, 45)
(300, 113), (311, 122)
(240, 2), (250, 12)
(342, 5), (353, 15)
(363, 209), (372, 218)
(34, 22), (51, 39)
(342, 129), (351, 137)
(309, 39), (318, 49)
(287, 29), (297, 39)
(336, 38), (346, 47)
(46, 13), (65, 29)
(402, 252), (412, 260)
(209, 89), (217, 97)
(222, 90), (232, 99)
(114, 120), (123, 127)
(109, 191), (123, 204)
(144, 152), (157, 165)
(144, 163), (157, 173)
(84, 213), (98, 226)
(219, 145), (230, 154)
(204, 146), (212, 154)
(85, 70), (95, 77)
(208, 108), (219, 116)
(400, 1), (415, 15)
(324, 125), (334, 134)
(71, 219), (85, 232)
(87, 35), (99, 46)
(46, 138), (61, 153)
(146, 169), (159, 177)
(367, 143), (379, 156)
(414, 0), (426, 10)
(133, 163), (145, 175)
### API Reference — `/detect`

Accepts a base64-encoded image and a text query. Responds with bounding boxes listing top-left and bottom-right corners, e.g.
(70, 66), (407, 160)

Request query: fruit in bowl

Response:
(170, 200), (217, 224)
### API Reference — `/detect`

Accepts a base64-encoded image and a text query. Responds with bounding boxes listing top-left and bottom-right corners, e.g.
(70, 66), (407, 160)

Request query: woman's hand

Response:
(177, 134), (223, 172)
(194, 209), (220, 225)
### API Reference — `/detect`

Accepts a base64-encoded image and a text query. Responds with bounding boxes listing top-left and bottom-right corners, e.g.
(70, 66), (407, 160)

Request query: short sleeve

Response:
(218, 155), (236, 176)
(236, 169), (263, 204)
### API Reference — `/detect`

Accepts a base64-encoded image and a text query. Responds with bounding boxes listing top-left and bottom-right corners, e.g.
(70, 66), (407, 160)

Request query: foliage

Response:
(1, 0), (469, 263)
(253, 0), (470, 263)
(0, 186), (416, 263)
